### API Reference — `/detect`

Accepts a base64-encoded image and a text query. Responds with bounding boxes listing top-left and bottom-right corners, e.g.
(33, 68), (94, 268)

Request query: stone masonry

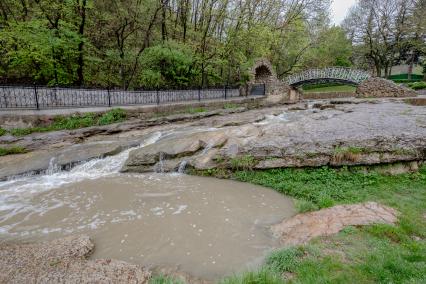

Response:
(246, 58), (300, 103)
(356, 77), (417, 98)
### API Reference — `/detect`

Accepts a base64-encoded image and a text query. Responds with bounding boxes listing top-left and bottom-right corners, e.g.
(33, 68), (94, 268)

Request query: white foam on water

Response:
(0, 131), (161, 191)
(0, 131), (162, 224)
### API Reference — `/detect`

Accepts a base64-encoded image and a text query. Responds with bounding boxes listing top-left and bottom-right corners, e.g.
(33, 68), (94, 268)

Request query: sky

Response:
(331, 0), (357, 25)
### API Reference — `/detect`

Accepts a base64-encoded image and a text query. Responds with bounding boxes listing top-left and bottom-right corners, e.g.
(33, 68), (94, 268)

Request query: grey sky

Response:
(331, 0), (357, 25)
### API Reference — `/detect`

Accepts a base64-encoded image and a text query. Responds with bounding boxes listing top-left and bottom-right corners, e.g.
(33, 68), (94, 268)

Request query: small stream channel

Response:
(0, 131), (295, 279)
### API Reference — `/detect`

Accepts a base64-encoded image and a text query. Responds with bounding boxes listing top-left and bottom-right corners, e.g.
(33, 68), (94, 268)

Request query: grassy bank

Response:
(303, 85), (356, 93)
(219, 166), (426, 283)
(2, 108), (126, 137)
(0, 146), (27, 156)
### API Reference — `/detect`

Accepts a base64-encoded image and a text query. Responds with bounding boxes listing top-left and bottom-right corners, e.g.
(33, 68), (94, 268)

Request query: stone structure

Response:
(356, 77), (417, 98)
(246, 58), (300, 103)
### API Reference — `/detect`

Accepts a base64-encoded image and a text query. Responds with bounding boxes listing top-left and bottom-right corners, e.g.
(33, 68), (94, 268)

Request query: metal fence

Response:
(0, 84), (264, 110)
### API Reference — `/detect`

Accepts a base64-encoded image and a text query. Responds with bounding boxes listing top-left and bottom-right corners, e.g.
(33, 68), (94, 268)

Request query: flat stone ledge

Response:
(271, 202), (398, 246)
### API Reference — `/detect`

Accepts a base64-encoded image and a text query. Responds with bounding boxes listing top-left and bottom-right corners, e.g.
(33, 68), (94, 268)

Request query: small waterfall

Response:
(46, 158), (60, 175)
(201, 142), (213, 155)
(155, 152), (165, 173)
(0, 131), (162, 193)
(177, 160), (188, 173)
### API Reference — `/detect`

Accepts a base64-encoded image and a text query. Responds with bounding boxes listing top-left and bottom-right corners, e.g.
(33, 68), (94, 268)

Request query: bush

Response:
(0, 128), (6, 136)
(98, 108), (126, 125)
(408, 81), (426, 90)
(139, 41), (200, 88)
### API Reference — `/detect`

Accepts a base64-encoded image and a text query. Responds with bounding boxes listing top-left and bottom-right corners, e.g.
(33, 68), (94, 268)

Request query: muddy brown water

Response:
(0, 137), (295, 280)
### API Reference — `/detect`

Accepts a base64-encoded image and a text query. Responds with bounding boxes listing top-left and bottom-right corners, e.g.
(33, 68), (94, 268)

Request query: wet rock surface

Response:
(271, 202), (398, 246)
(123, 99), (426, 173)
(1, 97), (425, 179)
(0, 235), (151, 283)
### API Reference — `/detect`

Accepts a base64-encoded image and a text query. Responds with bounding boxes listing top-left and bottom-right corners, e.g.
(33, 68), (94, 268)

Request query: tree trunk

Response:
(161, 0), (168, 41)
(76, 0), (87, 86)
(407, 52), (414, 81)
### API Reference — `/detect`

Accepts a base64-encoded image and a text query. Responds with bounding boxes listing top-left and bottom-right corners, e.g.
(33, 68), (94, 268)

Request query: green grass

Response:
(303, 85), (356, 93)
(0, 146), (28, 156)
(223, 166), (426, 283)
(224, 103), (239, 109)
(0, 128), (6, 136)
(221, 269), (284, 284)
(7, 108), (126, 137)
(187, 107), (207, 114)
(149, 275), (184, 284)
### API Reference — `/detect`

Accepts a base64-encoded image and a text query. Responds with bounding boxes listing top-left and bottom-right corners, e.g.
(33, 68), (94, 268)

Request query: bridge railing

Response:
(285, 67), (371, 86)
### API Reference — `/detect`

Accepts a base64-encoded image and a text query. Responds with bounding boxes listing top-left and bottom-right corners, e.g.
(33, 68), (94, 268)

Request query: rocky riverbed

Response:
(1, 97), (425, 180)
(0, 97), (424, 282)
(122, 98), (426, 174)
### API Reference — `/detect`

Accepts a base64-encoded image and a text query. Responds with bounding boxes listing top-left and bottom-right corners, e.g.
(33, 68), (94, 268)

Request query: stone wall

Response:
(247, 58), (300, 103)
(356, 77), (417, 98)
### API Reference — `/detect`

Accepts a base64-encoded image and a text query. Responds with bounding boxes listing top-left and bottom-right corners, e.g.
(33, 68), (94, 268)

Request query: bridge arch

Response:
(285, 67), (371, 87)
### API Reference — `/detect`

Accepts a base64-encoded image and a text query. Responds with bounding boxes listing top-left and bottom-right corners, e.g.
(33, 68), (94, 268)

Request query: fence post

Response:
(156, 89), (160, 105)
(107, 87), (111, 107)
(33, 83), (39, 110)
(198, 87), (201, 101)
(224, 85), (227, 100)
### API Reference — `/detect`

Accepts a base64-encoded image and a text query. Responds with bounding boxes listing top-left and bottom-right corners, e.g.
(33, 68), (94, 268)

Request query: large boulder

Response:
(356, 77), (417, 98)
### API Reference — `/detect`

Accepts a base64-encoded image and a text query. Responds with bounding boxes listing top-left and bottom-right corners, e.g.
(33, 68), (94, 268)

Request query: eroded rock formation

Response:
(271, 202), (399, 245)
(122, 100), (426, 173)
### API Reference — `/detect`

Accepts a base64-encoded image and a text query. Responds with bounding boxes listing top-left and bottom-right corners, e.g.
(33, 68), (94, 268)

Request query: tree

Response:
(0, 0), (347, 87)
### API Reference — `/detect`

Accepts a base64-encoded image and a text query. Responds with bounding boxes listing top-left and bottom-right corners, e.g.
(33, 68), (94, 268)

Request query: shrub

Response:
(139, 41), (200, 88)
(98, 108), (126, 125)
(230, 155), (257, 171)
(0, 128), (6, 136)
(408, 81), (426, 90)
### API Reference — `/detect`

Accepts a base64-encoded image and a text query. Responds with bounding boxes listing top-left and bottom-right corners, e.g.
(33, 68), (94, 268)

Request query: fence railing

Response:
(0, 84), (264, 110)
